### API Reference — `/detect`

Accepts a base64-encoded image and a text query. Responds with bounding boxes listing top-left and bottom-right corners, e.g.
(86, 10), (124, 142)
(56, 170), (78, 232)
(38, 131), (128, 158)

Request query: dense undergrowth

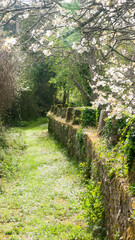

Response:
(0, 123), (26, 180)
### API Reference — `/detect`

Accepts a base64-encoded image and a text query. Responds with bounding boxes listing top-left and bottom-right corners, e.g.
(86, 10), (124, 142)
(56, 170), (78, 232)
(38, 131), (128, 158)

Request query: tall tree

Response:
(1, 0), (135, 117)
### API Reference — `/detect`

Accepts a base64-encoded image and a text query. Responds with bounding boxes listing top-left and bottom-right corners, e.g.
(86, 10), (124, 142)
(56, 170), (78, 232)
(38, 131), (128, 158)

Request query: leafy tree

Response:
(30, 58), (56, 115)
(1, 0), (135, 118)
(0, 40), (16, 120)
(49, 56), (92, 106)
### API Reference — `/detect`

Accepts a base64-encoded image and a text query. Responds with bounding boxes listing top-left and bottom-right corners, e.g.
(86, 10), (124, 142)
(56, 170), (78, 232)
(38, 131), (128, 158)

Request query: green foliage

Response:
(129, 184), (135, 196)
(10, 56), (56, 123)
(0, 125), (7, 149)
(121, 116), (135, 171)
(103, 113), (129, 146)
(10, 117), (48, 128)
(113, 225), (120, 240)
(96, 113), (135, 176)
(62, 0), (80, 12)
(49, 58), (92, 106)
(81, 107), (96, 127)
(96, 138), (128, 178)
(82, 180), (106, 239)
(79, 157), (91, 179)
(76, 128), (83, 148)
(96, 108), (101, 123)
(105, 115), (128, 137)
(21, 117), (48, 128)
(131, 210), (135, 220)
(9, 90), (39, 123)
(0, 124), (27, 179)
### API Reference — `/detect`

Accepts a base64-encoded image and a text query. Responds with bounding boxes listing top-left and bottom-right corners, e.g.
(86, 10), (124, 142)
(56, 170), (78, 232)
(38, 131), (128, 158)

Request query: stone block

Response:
(72, 109), (81, 125)
(50, 105), (55, 112)
(66, 107), (74, 122)
(57, 104), (62, 116)
(61, 108), (66, 118)
(54, 106), (57, 115)
(98, 110), (109, 134)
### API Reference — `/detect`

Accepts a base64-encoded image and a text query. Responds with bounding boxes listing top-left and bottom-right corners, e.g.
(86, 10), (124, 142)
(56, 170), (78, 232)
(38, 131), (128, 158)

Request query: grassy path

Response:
(0, 123), (92, 240)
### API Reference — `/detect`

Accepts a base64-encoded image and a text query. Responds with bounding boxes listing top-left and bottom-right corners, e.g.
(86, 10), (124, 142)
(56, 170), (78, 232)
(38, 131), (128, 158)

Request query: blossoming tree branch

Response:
(0, 0), (135, 118)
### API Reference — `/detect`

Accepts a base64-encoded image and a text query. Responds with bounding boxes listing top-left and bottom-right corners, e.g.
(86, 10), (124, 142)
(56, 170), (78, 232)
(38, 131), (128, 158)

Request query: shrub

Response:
(81, 107), (97, 127)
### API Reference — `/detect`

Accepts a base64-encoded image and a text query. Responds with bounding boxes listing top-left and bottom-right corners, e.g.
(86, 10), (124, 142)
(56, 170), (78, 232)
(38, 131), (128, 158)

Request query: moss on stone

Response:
(57, 104), (63, 116)
(61, 107), (66, 118)
(66, 107), (74, 122)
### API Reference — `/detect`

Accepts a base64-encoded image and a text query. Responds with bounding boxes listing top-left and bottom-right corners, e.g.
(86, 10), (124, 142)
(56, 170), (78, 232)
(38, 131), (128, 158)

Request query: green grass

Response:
(0, 123), (96, 240)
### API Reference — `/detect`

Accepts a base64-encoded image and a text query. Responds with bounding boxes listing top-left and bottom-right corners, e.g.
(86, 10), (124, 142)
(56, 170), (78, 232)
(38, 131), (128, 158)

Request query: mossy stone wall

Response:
(48, 112), (135, 240)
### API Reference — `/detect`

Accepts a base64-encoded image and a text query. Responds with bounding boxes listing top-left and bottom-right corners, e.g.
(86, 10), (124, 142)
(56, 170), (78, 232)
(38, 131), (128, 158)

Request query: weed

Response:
(79, 157), (91, 179)
(82, 180), (106, 239)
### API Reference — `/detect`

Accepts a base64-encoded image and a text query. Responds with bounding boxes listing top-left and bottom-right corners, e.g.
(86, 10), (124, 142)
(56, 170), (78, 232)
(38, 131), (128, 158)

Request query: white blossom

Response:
(48, 41), (54, 47)
(3, 37), (17, 51)
(91, 38), (96, 45)
(46, 30), (53, 37)
(43, 49), (51, 56)
(23, 12), (29, 19)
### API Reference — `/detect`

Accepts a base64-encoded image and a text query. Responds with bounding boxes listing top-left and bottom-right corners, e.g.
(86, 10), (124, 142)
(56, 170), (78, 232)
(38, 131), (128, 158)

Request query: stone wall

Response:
(47, 107), (135, 240)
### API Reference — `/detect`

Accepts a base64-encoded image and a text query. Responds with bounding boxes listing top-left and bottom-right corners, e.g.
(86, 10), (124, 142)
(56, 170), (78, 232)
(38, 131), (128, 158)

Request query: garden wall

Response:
(47, 106), (135, 240)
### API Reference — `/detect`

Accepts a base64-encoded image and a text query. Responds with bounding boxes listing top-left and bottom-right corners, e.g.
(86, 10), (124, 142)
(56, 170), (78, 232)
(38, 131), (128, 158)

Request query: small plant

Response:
(131, 210), (135, 220)
(129, 184), (135, 196)
(82, 180), (106, 239)
(96, 138), (128, 178)
(79, 157), (92, 179)
(76, 128), (83, 148)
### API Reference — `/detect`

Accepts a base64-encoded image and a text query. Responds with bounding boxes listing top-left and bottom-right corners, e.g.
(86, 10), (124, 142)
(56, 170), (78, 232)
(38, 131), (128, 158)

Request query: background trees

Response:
(7, 52), (57, 123)
(0, 41), (16, 119)
(0, 0), (135, 121)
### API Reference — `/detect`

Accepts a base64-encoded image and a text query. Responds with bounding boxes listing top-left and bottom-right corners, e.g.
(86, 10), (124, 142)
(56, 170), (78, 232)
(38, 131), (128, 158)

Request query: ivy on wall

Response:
(81, 107), (96, 127)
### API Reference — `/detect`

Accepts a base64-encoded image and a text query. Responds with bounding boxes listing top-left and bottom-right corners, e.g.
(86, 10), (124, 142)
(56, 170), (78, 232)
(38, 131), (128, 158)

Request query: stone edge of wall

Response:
(47, 112), (135, 240)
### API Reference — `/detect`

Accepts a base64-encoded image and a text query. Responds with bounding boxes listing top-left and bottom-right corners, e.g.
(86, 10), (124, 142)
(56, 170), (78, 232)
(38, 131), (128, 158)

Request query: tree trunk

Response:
(71, 75), (93, 102)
